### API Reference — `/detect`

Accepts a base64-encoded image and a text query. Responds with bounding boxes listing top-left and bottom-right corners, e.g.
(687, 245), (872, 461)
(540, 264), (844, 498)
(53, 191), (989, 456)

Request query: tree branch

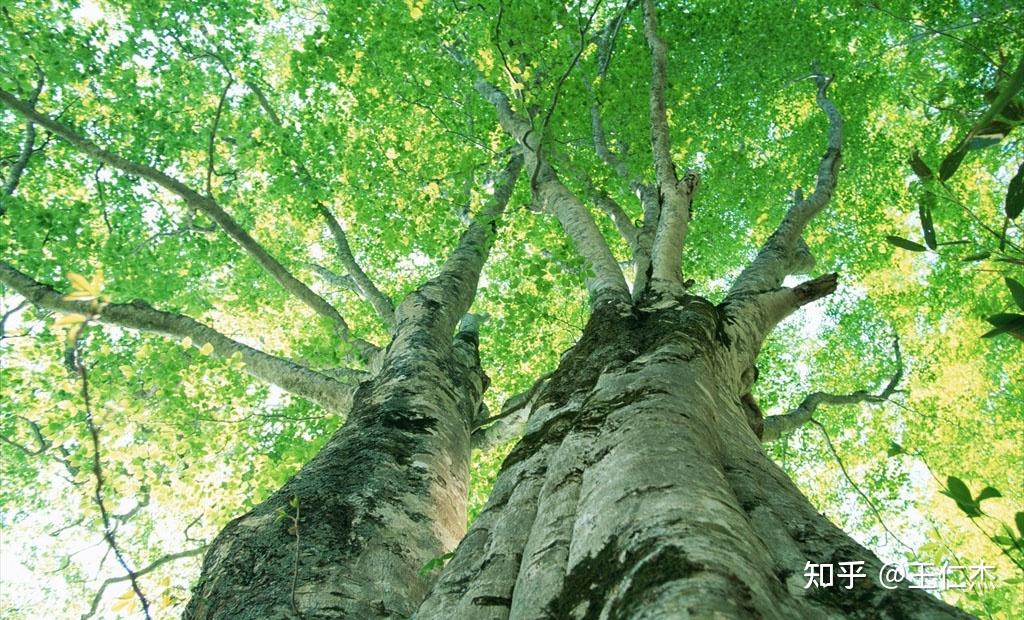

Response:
(80, 546), (208, 620)
(305, 262), (360, 293)
(0, 88), (373, 357)
(205, 78), (232, 197)
(1, 70), (45, 207)
(317, 204), (396, 329)
(68, 332), (152, 620)
(757, 272), (840, 332)
(727, 71), (843, 298)
(643, 0), (698, 287)
(471, 371), (552, 450)
(587, 182), (640, 254)
(0, 262), (358, 413)
(395, 154), (524, 337)
(245, 80), (396, 329)
(585, 0), (641, 188)
(762, 337), (903, 442)
(474, 78), (629, 303)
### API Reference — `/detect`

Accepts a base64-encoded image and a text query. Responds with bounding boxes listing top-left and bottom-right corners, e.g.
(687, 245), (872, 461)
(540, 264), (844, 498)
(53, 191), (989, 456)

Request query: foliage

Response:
(1, 1), (1021, 618)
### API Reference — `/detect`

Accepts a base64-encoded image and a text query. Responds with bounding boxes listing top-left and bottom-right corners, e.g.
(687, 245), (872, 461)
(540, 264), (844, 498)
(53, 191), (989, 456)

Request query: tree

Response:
(1, 1), (1020, 619)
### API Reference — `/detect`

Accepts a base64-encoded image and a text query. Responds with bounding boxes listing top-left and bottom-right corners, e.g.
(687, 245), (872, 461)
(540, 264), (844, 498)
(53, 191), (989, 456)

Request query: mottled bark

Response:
(184, 157), (522, 619)
(417, 294), (970, 620)
(184, 311), (488, 620)
(643, 0), (699, 288)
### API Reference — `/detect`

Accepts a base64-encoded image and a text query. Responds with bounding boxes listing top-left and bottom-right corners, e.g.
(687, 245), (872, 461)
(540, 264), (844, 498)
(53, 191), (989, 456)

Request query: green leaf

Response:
(885, 235), (927, 252)
(289, 495), (300, 509)
(960, 250), (990, 262)
(886, 441), (904, 457)
(975, 486), (1002, 502)
(981, 313), (1024, 339)
(1016, 512), (1024, 537)
(938, 143), (968, 181)
(909, 150), (932, 180)
(418, 551), (455, 576)
(966, 136), (1002, 150)
(941, 476), (983, 517)
(918, 193), (937, 250)
(943, 476), (973, 505)
(1008, 161), (1024, 219)
(1007, 278), (1024, 310)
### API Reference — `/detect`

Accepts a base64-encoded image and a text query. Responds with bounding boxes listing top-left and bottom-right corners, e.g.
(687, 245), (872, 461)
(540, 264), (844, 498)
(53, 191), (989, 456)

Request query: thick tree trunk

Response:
(184, 319), (486, 619)
(417, 292), (972, 619)
(185, 154), (523, 620)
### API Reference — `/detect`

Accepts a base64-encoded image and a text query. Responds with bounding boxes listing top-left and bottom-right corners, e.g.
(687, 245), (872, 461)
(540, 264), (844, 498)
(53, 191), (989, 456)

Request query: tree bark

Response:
(417, 292), (971, 619)
(184, 317), (486, 620)
(184, 155), (522, 619)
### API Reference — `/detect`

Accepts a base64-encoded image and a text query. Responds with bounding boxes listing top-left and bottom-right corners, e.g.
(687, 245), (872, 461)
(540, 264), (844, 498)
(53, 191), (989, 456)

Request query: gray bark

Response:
(184, 156), (522, 619)
(184, 310), (488, 620)
(416, 293), (971, 620)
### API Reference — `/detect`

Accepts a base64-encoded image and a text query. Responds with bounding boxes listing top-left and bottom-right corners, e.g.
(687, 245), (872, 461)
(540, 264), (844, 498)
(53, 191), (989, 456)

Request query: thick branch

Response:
(643, 0), (698, 286)
(762, 338), (903, 442)
(305, 262), (359, 293)
(474, 78), (629, 302)
(0, 262), (358, 413)
(0, 89), (372, 357)
(720, 272), (839, 369)
(728, 72), (843, 298)
(758, 272), (839, 330)
(641, 0), (675, 191)
(395, 154), (523, 337)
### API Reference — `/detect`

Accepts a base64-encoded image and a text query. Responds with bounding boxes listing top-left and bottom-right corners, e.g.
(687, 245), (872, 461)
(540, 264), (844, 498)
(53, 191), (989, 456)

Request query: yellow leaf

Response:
(67, 272), (91, 292)
(405, 0), (423, 20)
(66, 324), (83, 343)
(53, 313), (87, 327)
(119, 365), (134, 380)
(110, 589), (136, 613)
(385, 147), (399, 160)
(199, 342), (214, 356)
(67, 269), (103, 298)
(63, 291), (96, 301)
(181, 337), (193, 348)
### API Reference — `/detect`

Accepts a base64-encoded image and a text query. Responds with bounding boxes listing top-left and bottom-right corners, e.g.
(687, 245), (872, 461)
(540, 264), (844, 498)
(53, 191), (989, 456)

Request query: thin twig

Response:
(70, 327), (151, 620)
(206, 78), (233, 197)
(808, 418), (915, 555)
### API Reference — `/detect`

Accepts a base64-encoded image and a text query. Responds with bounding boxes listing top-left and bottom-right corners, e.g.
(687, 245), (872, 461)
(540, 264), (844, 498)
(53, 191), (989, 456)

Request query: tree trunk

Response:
(417, 292), (972, 619)
(184, 154), (522, 620)
(183, 317), (486, 620)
